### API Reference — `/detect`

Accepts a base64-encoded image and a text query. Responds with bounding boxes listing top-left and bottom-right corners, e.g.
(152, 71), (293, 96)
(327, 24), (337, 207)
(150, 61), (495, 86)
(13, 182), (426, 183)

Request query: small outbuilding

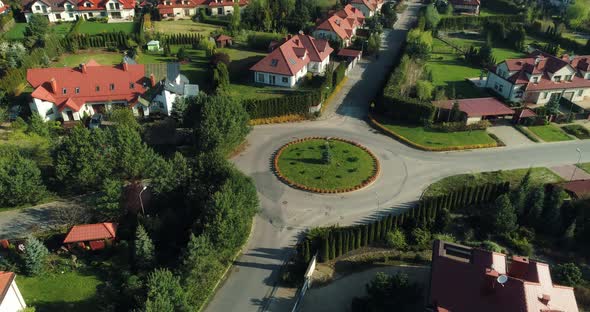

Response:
(0, 271), (27, 312)
(337, 48), (362, 70)
(147, 40), (161, 52)
(214, 34), (233, 48)
(433, 97), (515, 124)
(63, 222), (118, 251)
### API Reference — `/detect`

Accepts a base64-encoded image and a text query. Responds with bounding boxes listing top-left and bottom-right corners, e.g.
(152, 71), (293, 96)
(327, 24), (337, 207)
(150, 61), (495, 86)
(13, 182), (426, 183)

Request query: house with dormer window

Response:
(349, 0), (383, 17)
(22, 0), (135, 22)
(156, 0), (247, 18)
(313, 4), (365, 47)
(250, 34), (333, 88)
(485, 50), (590, 107)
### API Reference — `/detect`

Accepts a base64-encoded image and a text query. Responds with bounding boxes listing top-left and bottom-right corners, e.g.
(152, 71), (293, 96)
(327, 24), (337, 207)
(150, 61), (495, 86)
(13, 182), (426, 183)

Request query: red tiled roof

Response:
(207, 0), (247, 6)
(23, 0), (135, 12)
(0, 271), (15, 304)
(27, 61), (146, 112)
(338, 48), (362, 58)
(430, 240), (580, 312)
(350, 0), (383, 11)
(449, 0), (480, 6)
(215, 34), (232, 42)
(432, 97), (515, 118)
(561, 179), (590, 199)
(157, 0), (205, 10)
(525, 74), (590, 91)
(250, 34), (333, 76)
(518, 108), (537, 118)
(315, 4), (365, 41)
(63, 222), (117, 243)
(158, 7), (173, 12)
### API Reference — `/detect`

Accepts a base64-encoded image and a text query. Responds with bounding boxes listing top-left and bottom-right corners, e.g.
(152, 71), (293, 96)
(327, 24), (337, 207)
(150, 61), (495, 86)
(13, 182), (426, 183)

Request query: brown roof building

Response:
(430, 240), (579, 312)
(432, 97), (515, 124)
(63, 222), (118, 251)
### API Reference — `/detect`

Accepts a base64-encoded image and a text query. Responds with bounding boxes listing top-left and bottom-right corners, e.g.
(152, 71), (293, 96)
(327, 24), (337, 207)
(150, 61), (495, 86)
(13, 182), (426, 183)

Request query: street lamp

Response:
(139, 185), (148, 215)
(570, 148), (582, 181)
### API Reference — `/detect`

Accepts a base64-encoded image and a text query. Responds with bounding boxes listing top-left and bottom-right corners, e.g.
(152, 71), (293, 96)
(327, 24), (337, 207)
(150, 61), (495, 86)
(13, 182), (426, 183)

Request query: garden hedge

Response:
(297, 181), (510, 263)
(242, 91), (322, 119)
(437, 15), (525, 30)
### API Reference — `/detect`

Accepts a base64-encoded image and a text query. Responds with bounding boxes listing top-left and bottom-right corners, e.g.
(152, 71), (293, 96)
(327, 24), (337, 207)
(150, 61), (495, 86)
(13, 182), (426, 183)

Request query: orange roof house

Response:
(430, 240), (579, 312)
(63, 222), (118, 251)
(313, 4), (365, 47)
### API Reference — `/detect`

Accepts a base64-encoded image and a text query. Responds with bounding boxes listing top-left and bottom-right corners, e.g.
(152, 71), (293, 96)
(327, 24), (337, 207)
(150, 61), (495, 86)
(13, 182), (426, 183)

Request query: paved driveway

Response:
(550, 164), (590, 180)
(300, 265), (430, 312)
(487, 124), (534, 147)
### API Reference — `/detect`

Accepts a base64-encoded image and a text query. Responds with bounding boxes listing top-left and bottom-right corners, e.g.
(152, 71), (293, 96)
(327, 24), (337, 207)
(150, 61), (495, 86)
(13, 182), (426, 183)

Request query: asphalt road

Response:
(203, 2), (590, 311)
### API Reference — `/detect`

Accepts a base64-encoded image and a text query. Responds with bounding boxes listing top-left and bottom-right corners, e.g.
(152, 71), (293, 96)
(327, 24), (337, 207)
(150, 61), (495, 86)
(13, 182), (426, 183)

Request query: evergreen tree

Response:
(363, 225), (369, 246)
(542, 187), (565, 234)
(525, 186), (545, 228)
(24, 236), (49, 276)
(491, 194), (517, 235)
(145, 269), (189, 312)
(322, 236), (329, 262)
(356, 228), (362, 248)
(330, 235), (336, 259)
(135, 224), (155, 270)
(337, 231), (342, 257)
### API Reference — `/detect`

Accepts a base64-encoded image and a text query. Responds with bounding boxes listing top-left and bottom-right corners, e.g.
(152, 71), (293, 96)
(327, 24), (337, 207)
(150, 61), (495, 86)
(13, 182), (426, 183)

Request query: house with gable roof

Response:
(250, 34), (333, 88)
(22, 0), (136, 22)
(313, 4), (365, 48)
(349, 0), (383, 18)
(430, 240), (580, 312)
(449, 0), (480, 14)
(156, 0), (247, 18)
(0, 1), (9, 14)
(63, 222), (117, 250)
(486, 50), (590, 107)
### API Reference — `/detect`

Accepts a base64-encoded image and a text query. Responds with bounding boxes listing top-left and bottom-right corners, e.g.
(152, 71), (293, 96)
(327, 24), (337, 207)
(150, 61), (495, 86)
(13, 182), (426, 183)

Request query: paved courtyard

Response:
(550, 164), (590, 181)
(487, 125), (535, 147)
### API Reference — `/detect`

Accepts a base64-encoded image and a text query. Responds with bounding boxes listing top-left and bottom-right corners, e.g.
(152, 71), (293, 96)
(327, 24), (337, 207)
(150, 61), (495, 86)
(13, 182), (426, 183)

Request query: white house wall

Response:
(30, 98), (58, 121)
(486, 72), (521, 101)
(0, 279), (27, 312)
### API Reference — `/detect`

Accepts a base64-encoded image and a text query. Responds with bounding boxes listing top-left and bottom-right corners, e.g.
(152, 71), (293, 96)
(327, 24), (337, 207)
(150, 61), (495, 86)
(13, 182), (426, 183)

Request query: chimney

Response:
(539, 294), (551, 305)
(123, 62), (129, 71)
(80, 63), (87, 73)
(535, 56), (543, 66)
(287, 34), (293, 40)
(50, 78), (57, 93)
(150, 74), (156, 87)
(508, 256), (529, 280)
(562, 54), (569, 61)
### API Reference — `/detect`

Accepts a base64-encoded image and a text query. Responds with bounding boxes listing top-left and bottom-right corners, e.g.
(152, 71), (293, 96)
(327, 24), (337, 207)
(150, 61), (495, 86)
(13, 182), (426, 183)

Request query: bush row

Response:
(242, 91), (322, 119)
(162, 33), (203, 46)
(380, 95), (435, 124)
(438, 15), (525, 30)
(61, 32), (131, 50)
(428, 120), (491, 132)
(298, 182), (510, 262)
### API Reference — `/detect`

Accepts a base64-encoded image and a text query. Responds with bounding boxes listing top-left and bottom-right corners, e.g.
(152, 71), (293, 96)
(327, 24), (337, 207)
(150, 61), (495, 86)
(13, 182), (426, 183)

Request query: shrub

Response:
(428, 120), (491, 132)
(411, 228), (432, 250)
(562, 124), (590, 139)
(386, 229), (407, 250)
(432, 233), (456, 243)
(481, 240), (503, 253)
(23, 236), (49, 276)
(246, 32), (284, 51)
(505, 235), (533, 257)
(553, 263), (582, 287)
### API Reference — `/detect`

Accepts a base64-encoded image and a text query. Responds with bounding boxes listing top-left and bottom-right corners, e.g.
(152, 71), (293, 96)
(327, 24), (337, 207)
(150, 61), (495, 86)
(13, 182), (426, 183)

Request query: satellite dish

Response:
(497, 275), (508, 286)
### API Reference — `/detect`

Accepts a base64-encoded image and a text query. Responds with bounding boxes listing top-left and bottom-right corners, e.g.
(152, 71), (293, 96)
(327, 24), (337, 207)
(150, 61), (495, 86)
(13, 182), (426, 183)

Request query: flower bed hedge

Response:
(273, 137), (380, 193)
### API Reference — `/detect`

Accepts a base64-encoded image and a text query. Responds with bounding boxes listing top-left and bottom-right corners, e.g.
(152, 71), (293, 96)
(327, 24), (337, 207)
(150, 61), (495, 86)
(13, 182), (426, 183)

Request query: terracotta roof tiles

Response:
(0, 271), (15, 304)
(63, 222), (117, 243)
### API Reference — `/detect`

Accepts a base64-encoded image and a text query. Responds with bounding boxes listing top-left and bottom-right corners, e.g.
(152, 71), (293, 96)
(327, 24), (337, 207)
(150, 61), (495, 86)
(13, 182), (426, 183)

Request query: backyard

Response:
(3, 22), (72, 40)
(53, 51), (124, 67)
(76, 21), (135, 35)
(153, 20), (221, 36)
(527, 124), (574, 142)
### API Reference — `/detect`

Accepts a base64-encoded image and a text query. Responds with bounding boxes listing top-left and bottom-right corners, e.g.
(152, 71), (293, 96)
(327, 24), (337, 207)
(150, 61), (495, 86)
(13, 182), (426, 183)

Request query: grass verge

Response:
(562, 124), (590, 139)
(514, 125), (540, 142)
(527, 124), (574, 142)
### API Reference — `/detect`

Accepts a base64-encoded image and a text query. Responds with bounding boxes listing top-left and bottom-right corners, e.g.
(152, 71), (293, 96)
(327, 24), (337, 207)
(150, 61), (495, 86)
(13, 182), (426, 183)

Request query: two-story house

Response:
(349, 0), (383, 18)
(22, 0), (135, 22)
(157, 0), (247, 18)
(26, 60), (198, 121)
(313, 4), (365, 48)
(250, 34), (333, 88)
(486, 50), (590, 107)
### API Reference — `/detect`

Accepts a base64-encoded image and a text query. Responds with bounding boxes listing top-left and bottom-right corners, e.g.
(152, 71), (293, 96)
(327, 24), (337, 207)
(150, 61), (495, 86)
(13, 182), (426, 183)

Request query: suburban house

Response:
(433, 97), (515, 124)
(430, 240), (579, 312)
(250, 34), (333, 88)
(0, 272), (26, 312)
(313, 4), (365, 48)
(27, 60), (197, 121)
(63, 222), (118, 250)
(486, 51), (590, 108)
(22, 0), (136, 22)
(0, 1), (9, 14)
(449, 0), (480, 14)
(157, 0), (247, 18)
(349, 0), (383, 17)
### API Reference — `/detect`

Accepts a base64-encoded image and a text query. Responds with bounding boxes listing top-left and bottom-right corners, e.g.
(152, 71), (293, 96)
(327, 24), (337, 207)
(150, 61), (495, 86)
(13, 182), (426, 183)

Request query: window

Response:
(96, 86), (100, 92)
(282, 77), (288, 83)
(35, 5), (40, 10)
(554, 75), (562, 82)
(257, 73), (264, 82)
(109, 3), (114, 9)
(498, 85), (503, 92)
(270, 59), (278, 67)
(85, 2), (91, 7)
(88, 12), (93, 17)
(66, 4), (72, 10)
(115, 3), (120, 9)
(565, 75), (572, 81)
(56, 13), (61, 19)
(62, 88), (67, 94)
(532, 76), (538, 83)
(46, 108), (54, 116)
(578, 90), (584, 96)
(75, 87), (80, 94)
(69, 13), (74, 17)
(101, 12), (106, 16)
(130, 82), (135, 89)
(541, 92), (547, 99)
(110, 83), (115, 91)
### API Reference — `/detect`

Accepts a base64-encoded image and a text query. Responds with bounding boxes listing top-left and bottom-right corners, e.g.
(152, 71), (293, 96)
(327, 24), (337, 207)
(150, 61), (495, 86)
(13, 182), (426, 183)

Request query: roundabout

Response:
(273, 137), (380, 193)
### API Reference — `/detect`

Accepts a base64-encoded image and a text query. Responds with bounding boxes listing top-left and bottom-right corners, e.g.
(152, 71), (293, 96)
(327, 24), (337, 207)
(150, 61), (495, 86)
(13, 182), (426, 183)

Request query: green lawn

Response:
(378, 118), (497, 148)
(277, 139), (377, 191)
(18, 270), (102, 312)
(54, 51), (123, 67)
(562, 124), (590, 139)
(527, 125), (574, 142)
(153, 20), (221, 36)
(562, 31), (590, 45)
(424, 167), (563, 197)
(76, 21), (135, 35)
(577, 163), (590, 174)
(3, 22), (72, 40)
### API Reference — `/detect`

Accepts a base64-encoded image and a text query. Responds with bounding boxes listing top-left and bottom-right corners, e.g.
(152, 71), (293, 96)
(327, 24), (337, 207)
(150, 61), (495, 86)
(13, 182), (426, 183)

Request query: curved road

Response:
(206, 2), (590, 311)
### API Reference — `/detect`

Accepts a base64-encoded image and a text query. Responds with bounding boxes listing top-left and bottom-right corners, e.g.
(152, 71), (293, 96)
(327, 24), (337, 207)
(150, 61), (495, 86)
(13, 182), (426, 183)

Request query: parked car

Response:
(89, 114), (103, 129)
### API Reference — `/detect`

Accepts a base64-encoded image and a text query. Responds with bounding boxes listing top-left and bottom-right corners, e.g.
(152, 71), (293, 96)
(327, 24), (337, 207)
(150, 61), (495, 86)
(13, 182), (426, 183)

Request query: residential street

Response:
(205, 2), (590, 312)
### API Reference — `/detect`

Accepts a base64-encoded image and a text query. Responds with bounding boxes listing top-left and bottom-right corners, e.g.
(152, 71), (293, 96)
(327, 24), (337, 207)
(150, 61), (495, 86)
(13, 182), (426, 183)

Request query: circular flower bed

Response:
(273, 137), (380, 193)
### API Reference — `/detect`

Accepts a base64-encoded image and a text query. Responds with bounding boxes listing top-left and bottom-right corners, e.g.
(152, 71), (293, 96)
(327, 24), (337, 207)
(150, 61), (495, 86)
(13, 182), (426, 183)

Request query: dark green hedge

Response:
(333, 62), (347, 88)
(61, 32), (130, 49)
(163, 33), (203, 46)
(242, 91), (323, 119)
(298, 182), (510, 263)
(438, 15), (525, 30)
(381, 95), (435, 124)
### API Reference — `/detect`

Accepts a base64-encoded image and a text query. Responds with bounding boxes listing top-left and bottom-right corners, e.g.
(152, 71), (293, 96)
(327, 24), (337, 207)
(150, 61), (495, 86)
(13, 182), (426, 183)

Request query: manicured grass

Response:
(527, 125), (574, 142)
(76, 21), (135, 35)
(577, 162), (590, 174)
(562, 31), (590, 45)
(18, 270), (102, 312)
(3, 22), (72, 40)
(276, 139), (377, 190)
(424, 167), (563, 197)
(54, 51), (123, 67)
(562, 124), (590, 139)
(153, 20), (221, 36)
(137, 45), (210, 88)
(427, 38), (489, 99)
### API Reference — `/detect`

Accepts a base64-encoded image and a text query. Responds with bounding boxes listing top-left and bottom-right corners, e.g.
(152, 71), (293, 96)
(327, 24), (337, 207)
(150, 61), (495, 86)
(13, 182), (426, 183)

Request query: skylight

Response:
(270, 59), (278, 67)
(288, 58), (296, 65)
